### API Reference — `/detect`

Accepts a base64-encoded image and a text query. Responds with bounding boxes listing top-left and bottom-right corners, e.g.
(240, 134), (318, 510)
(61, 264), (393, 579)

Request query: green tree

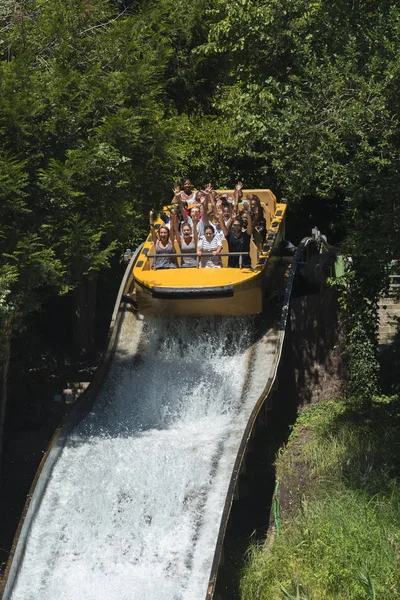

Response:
(0, 0), (221, 459)
(0, 0), (182, 352)
(203, 0), (400, 396)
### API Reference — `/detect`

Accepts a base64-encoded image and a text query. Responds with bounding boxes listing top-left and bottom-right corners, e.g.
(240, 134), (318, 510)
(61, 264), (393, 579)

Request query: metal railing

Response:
(146, 252), (249, 269)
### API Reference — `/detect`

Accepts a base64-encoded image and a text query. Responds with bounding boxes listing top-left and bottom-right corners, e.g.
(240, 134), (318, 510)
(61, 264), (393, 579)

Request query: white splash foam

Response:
(10, 312), (278, 600)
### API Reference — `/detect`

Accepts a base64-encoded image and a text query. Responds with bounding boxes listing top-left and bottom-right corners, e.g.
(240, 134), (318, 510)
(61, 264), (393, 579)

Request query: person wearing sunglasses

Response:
(249, 194), (267, 242)
(219, 209), (253, 268)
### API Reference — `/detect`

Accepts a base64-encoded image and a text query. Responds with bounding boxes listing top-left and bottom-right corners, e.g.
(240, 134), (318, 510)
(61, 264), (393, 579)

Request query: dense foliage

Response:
(201, 0), (400, 396)
(0, 0), (399, 411)
(1, 0), (400, 592)
(1, 0), (399, 355)
(0, 0), (233, 338)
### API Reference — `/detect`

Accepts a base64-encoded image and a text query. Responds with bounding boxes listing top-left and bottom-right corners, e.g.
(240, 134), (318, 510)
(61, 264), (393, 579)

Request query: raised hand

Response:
(204, 183), (213, 194)
(149, 209), (155, 229)
(235, 182), (243, 192)
(172, 185), (181, 197)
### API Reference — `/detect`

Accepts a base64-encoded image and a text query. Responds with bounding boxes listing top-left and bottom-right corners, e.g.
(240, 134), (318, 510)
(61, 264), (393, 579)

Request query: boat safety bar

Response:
(146, 252), (249, 269)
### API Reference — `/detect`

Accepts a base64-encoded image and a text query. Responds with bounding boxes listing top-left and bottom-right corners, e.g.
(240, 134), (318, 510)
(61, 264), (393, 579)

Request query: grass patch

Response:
(240, 397), (400, 600)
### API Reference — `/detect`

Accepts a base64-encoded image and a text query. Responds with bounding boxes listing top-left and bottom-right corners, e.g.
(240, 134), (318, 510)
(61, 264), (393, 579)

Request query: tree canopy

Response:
(0, 0), (218, 335)
(0, 0), (399, 388)
(201, 0), (400, 395)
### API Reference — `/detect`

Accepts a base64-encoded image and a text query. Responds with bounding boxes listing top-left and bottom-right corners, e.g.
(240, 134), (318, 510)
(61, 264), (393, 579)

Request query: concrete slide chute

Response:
(1, 243), (307, 600)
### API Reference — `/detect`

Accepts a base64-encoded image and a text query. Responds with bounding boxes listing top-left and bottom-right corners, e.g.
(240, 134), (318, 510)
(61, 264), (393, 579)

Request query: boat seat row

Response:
(144, 238), (259, 270)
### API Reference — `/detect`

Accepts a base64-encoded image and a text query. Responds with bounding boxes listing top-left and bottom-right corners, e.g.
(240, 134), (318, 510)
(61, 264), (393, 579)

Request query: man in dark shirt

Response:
(219, 210), (253, 268)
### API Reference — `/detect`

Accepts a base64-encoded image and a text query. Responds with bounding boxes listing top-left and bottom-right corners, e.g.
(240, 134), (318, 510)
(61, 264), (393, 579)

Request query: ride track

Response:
(1, 241), (307, 600)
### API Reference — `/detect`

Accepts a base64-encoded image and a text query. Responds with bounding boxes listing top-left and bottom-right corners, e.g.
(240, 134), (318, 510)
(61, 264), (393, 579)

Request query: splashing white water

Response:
(10, 312), (278, 600)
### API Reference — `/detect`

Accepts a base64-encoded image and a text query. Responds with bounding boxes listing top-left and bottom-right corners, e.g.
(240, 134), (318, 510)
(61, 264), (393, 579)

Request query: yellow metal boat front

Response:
(132, 189), (287, 317)
(134, 266), (264, 317)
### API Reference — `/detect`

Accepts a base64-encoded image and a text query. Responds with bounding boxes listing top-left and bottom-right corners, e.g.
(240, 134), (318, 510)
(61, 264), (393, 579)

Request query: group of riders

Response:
(150, 180), (267, 269)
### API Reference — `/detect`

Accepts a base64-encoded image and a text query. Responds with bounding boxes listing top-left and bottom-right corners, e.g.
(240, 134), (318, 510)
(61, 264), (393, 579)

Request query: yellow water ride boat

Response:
(133, 189), (286, 316)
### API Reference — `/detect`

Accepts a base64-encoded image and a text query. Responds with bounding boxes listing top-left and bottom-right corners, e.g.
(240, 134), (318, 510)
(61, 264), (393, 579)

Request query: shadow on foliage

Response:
(379, 316), (400, 395)
(327, 394), (400, 497)
(215, 280), (347, 599)
(215, 311), (302, 600)
(290, 286), (347, 405)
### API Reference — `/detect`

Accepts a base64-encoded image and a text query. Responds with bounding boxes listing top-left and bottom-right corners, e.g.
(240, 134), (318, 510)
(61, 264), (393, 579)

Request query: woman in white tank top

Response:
(172, 179), (197, 207)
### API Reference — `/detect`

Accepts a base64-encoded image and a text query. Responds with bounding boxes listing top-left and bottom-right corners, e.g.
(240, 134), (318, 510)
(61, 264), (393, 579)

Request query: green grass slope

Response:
(241, 398), (400, 600)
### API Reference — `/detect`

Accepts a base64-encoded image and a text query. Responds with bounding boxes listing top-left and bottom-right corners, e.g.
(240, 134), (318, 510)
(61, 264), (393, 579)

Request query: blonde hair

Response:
(158, 225), (170, 236)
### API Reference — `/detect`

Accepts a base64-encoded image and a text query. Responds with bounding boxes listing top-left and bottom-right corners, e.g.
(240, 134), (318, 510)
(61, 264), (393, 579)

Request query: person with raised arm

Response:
(150, 210), (177, 269)
(250, 194), (267, 242)
(239, 197), (251, 233)
(221, 202), (233, 228)
(208, 187), (217, 213)
(172, 184), (182, 201)
(232, 181), (243, 215)
(203, 183), (216, 216)
(180, 178), (197, 206)
(219, 206), (253, 268)
(172, 212), (198, 268)
(198, 195), (221, 240)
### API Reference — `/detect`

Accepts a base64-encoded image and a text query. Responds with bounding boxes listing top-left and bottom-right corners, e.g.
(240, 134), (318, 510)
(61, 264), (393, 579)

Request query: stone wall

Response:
(378, 278), (400, 346)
